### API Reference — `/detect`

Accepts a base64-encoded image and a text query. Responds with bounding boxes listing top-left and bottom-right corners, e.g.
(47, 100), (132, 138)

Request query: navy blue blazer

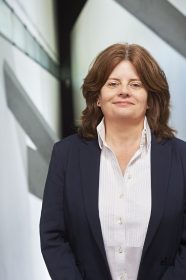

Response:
(40, 133), (186, 280)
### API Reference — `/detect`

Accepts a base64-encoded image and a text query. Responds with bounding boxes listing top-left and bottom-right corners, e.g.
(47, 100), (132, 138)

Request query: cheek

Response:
(99, 91), (111, 104)
(140, 99), (148, 111)
(142, 97), (148, 105)
(100, 86), (117, 101)
(138, 91), (148, 106)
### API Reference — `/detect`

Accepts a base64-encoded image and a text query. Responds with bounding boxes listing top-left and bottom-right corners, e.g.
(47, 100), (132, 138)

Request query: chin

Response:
(112, 114), (144, 122)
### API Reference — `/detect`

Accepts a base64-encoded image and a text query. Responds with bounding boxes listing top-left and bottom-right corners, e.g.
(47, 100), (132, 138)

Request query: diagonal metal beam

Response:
(3, 62), (59, 199)
(115, 0), (186, 58)
(3, 62), (59, 163)
(27, 147), (48, 199)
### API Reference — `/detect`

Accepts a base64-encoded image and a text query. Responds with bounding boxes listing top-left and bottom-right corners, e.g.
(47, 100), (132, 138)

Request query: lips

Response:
(113, 101), (134, 105)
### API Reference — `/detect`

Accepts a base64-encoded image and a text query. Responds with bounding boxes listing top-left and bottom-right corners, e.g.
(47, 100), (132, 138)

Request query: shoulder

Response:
(51, 134), (99, 167)
(55, 134), (82, 148)
(52, 134), (81, 156)
(53, 134), (98, 154)
(168, 137), (186, 168)
(49, 134), (83, 170)
(152, 134), (186, 159)
(170, 137), (186, 152)
(54, 134), (98, 149)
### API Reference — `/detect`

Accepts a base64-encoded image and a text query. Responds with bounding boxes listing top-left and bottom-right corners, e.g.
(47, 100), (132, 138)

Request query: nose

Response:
(118, 92), (130, 98)
(118, 84), (131, 98)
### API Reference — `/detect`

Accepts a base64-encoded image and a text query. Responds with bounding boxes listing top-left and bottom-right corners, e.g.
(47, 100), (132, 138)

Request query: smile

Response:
(112, 101), (134, 106)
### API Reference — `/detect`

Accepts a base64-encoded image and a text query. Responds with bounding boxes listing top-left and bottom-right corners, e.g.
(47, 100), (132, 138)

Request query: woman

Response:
(40, 43), (186, 280)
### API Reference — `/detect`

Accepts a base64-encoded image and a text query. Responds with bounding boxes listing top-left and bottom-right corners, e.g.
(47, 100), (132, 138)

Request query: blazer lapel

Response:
(79, 138), (110, 268)
(140, 134), (172, 262)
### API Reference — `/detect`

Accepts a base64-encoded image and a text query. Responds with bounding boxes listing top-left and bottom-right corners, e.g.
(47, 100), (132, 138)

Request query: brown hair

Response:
(78, 43), (175, 140)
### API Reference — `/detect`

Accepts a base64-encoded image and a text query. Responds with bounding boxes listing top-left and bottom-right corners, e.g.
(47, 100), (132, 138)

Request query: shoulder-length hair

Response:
(78, 43), (175, 140)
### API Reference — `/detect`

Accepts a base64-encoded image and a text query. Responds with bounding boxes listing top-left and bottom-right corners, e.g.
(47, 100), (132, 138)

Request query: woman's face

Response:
(98, 60), (148, 123)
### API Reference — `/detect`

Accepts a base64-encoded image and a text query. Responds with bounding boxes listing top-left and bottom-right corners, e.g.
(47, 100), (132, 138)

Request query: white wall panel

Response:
(0, 39), (33, 280)
(0, 0), (59, 279)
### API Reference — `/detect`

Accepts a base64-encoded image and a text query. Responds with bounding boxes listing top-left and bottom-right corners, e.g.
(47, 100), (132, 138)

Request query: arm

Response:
(40, 142), (83, 280)
(162, 203), (186, 279)
(162, 142), (186, 280)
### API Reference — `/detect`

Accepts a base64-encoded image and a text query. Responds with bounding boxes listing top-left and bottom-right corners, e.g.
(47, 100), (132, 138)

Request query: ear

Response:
(97, 99), (101, 107)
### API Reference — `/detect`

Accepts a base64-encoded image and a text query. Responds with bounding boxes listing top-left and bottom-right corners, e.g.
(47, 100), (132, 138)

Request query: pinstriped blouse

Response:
(97, 117), (151, 280)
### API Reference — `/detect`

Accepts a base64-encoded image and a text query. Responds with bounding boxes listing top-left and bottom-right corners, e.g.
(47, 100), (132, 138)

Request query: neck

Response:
(104, 117), (145, 148)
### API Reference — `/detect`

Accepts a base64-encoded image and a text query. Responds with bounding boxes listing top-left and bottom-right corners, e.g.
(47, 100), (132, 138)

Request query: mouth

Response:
(112, 101), (134, 106)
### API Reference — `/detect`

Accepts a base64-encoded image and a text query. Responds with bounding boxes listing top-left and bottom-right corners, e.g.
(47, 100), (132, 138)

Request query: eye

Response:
(106, 81), (120, 88)
(129, 81), (143, 89)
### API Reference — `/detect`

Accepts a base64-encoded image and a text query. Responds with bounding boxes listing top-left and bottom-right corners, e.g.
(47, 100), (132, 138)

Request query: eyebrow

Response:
(107, 77), (141, 81)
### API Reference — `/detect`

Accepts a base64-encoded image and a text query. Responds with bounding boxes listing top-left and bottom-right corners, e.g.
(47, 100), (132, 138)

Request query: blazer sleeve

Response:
(162, 141), (186, 280)
(39, 141), (83, 280)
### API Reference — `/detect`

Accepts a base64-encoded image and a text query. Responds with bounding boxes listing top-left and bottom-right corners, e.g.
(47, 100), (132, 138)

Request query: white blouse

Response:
(97, 117), (151, 280)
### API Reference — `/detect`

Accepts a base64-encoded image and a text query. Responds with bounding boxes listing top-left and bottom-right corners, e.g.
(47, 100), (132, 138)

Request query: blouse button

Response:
(118, 246), (123, 254)
(119, 193), (124, 199)
(128, 174), (132, 180)
(117, 217), (123, 225)
(119, 274), (125, 280)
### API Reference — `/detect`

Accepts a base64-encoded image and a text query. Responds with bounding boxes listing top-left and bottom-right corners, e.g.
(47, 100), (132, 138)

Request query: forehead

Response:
(108, 60), (139, 79)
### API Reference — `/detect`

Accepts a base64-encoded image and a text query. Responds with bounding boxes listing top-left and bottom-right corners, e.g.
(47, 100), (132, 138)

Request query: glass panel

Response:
(35, 42), (42, 63)
(25, 29), (36, 58)
(0, 0), (60, 80)
(40, 47), (50, 69)
(12, 14), (26, 50)
(0, 0), (13, 41)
